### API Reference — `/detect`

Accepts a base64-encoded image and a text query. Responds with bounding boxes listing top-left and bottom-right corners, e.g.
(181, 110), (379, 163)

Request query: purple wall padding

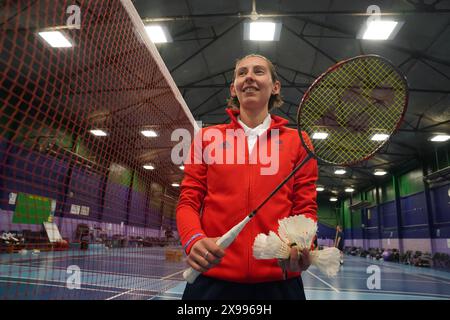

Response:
(103, 183), (128, 224)
(0, 146), (69, 210)
(430, 183), (450, 224)
(129, 191), (147, 227)
(380, 201), (397, 229)
(64, 167), (102, 220)
(400, 192), (428, 227)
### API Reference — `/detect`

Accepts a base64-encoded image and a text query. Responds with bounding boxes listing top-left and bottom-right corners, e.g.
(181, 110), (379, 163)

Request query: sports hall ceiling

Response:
(133, 0), (450, 197)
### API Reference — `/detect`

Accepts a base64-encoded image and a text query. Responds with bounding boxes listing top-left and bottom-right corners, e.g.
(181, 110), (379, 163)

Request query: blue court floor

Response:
(1, 247), (449, 300)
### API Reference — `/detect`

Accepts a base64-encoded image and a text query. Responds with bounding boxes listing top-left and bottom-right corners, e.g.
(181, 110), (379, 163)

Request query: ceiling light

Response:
(312, 132), (329, 140)
(330, 197), (338, 202)
(179, 165), (185, 170)
(358, 20), (402, 40)
(316, 186), (325, 192)
(171, 183), (180, 187)
(430, 134), (450, 142)
(143, 164), (155, 170)
(371, 133), (390, 141)
(334, 169), (346, 175)
(144, 25), (172, 43)
(89, 129), (107, 136)
(244, 21), (282, 41)
(38, 31), (72, 47)
(374, 169), (387, 176)
(141, 130), (158, 137)
(345, 187), (355, 193)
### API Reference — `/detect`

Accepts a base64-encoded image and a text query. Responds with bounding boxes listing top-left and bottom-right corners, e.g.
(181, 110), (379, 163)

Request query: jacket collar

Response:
(225, 108), (289, 130)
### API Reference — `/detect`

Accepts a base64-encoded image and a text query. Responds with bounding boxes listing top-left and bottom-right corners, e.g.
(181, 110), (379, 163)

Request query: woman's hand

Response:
(278, 247), (311, 273)
(187, 237), (225, 273)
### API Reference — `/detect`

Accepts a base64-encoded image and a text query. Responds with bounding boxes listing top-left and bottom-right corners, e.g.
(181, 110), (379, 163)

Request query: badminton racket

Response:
(183, 54), (408, 283)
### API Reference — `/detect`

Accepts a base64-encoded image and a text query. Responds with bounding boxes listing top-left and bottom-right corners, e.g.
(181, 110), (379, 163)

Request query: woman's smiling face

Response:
(230, 56), (280, 111)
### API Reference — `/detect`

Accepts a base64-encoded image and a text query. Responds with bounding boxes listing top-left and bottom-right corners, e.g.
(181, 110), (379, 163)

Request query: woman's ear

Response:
(272, 80), (281, 95)
(230, 82), (237, 97)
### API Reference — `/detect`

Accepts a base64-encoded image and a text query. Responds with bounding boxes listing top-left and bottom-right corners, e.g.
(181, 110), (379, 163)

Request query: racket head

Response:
(297, 55), (408, 166)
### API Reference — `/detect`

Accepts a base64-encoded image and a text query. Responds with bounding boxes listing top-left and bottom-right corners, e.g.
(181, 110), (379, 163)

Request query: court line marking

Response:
(0, 273), (183, 293)
(304, 288), (449, 300)
(336, 287), (450, 299)
(0, 278), (121, 295)
(306, 270), (340, 293)
(3, 262), (185, 280)
(0, 277), (184, 299)
(327, 274), (446, 284)
(107, 269), (185, 300)
(347, 258), (450, 285)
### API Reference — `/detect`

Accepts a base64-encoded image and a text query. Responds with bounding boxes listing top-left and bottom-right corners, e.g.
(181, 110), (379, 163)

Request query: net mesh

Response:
(0, 0), (194, 299)
(298, 55), (407, 165)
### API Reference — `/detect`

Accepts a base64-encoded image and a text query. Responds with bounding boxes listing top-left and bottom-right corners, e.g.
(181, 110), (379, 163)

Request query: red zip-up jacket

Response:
(176, 108), (318, 283)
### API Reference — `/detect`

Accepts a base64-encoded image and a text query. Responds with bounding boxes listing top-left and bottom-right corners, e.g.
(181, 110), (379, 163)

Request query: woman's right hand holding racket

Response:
(187, 237), (225, 273)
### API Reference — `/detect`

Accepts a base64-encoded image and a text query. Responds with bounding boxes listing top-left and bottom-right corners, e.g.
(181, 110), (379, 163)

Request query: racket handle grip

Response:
(183, 216), (252, 284)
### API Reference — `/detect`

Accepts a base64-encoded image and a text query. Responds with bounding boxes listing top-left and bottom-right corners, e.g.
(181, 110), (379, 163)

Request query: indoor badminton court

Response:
(0, 0), (449, 301)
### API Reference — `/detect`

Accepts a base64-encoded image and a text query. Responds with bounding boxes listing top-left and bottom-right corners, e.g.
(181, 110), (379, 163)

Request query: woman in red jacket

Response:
(176, 54), (318, 300)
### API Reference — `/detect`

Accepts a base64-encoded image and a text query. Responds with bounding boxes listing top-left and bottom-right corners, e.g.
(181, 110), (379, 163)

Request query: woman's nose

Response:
(244, 72), (255, 82)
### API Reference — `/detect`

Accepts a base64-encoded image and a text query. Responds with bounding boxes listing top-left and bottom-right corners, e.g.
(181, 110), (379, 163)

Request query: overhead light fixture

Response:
(334, 169), (346, 175)
(316, 186), (325, 192)
(374, 169), (387, 176)
(345, 187), (355, 193)
(89, 129), (107, 136)
(38, 31), (73, 47)
(141, 130), (158, 137)
(312, 132), (329, 140)
(171, 183), (180, 187)
(179, 165), (185, 170)
(244, 21), (282, 41)
(371, 133), (390, 141)
(143, 164), (155, 170)
(330, 197), (338, 202)
(144, 25), (172, 43)
(430, 134), (450, 142)
(358, 20), (403, 40)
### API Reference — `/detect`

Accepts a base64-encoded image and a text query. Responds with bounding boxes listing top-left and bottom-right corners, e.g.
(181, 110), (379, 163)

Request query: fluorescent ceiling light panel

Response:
(244, 21), (282, 41)
(312, 132), (329, 140)
(141, 130), (158, 137)
(143, 165), (155, 170)
(374, 170), (388, 176)
(144, 25), (172, 43)
(359, 20), (401, 40)
(38, 31), (72, 47)
(334, 169), (346, 175)
(371, 133), (390, 141)
(430, 134), (450, 142)
(90, 129), (107, 136)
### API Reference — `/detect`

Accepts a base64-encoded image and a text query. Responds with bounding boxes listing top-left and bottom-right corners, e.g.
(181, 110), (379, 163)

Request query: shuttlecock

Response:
(278, 215), (317, 249)
(253, 231), (290, 259)
(310, 247), (341, 277)
(252, 214), (340, 277)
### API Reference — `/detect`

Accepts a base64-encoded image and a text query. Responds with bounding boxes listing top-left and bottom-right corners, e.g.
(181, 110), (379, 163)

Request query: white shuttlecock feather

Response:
(310, 247), (341, 277)
(278, 215), (317, 249)
(253, 215), (340, 277)
(253, 231), (290, 259)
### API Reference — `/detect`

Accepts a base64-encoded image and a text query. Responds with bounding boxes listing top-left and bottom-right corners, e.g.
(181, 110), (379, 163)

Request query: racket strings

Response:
(299, 56), (407, 165)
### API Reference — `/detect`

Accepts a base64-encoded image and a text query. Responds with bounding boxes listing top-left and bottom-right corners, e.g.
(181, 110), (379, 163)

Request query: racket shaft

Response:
(183, 216), (252, 283)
